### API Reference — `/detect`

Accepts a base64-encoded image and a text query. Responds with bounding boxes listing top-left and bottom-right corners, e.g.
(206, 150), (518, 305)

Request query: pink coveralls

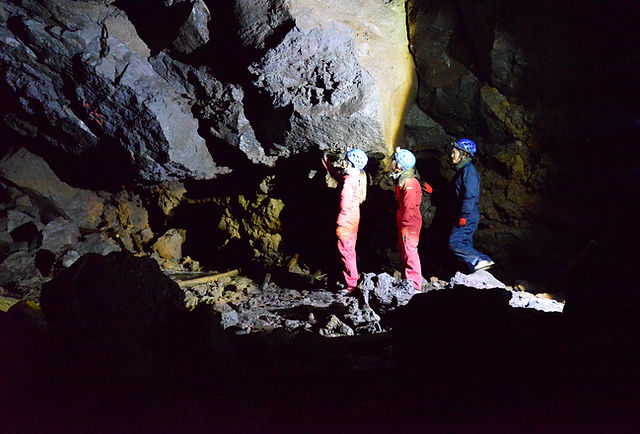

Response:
(336, 168), (363, 289)
(395, 177), (422, 290)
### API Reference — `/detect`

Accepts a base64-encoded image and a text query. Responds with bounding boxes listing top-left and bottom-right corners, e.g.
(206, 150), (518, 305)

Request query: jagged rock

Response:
(170, 0), (211, 55)
(60, 250), (80, 268)
(215, 194), (284, 260)
(508, 291), (564, 313)
(6, 210), (41, 233)
(115, 199), (149, 234)
(360, 272), (417, 313)
(249, 23), (384, 153)
(0, 148), (104, 229)
(344, 302), (382, 334)
(148, 181), (187, 219)
(217, 304), (241, 330)
(490, 29), (527, 97)
(76, 233), (121, 257)
(0, 250), (40, 286)
(152, 229), (184, 262)
(150, 53), (276, 165)
(234, 0), (293, 50)
(41, 217), (80, 255)
(0, 0), (219, 183)
(319, 314), (354, 337)
(450, 270), (507, 290)
(404, 104), (453, 154)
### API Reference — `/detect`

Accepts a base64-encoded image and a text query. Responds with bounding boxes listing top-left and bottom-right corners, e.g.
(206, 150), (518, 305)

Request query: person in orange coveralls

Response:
(391, 148), (423, 291)
(323, 149), (368, 294)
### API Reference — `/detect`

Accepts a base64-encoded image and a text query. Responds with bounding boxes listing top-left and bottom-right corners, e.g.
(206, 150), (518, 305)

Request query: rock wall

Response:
(1, 0), (412, 184)
(405, 0), (640, 280)
(0, 0), (221, 183)
(1, 0), (638, 287)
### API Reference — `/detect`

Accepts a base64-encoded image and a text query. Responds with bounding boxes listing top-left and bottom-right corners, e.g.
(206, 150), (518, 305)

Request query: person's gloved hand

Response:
(401, 227), (408, 241)
(322, 154), (329, 170)
(422, 182), (433, 194)
(458, 217), (467, 227)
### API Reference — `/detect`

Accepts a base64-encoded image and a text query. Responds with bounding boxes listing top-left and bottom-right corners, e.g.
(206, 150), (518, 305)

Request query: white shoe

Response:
(474, 260), (495, 271)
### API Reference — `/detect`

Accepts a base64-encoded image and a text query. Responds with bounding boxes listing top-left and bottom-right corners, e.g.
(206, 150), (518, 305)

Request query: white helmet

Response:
(346, 148), (368, 170)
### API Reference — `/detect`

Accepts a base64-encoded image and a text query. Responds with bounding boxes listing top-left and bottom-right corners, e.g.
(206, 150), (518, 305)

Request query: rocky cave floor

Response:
(1, 251), (637, 433)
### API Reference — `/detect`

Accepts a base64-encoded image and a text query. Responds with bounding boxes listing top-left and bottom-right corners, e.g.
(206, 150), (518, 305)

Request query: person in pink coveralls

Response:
(323, 149), (368, 294)
(391, 148), (423, 291)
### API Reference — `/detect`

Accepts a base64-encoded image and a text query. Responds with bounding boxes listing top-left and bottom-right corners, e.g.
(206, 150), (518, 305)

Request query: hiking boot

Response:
(474, 259), (495, 271)
(339, 287), (357, 296)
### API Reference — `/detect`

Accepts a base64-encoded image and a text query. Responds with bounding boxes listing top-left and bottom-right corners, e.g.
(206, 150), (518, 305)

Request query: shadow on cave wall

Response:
(409, 0), (640, 286)
(269, 152), (398, 279)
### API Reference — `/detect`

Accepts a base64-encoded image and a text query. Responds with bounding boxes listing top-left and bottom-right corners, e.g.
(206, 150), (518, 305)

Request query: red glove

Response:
(422, 182), (433, 194)
(458, 217), (467, 227)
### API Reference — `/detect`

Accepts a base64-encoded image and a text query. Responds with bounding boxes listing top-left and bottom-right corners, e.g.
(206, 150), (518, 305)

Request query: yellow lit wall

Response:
(288, 0), (417, 155)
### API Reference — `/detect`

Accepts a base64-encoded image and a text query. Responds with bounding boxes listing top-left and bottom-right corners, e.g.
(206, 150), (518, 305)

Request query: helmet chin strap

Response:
(390, 167), (404, 179)
(342, 160), (355, 174)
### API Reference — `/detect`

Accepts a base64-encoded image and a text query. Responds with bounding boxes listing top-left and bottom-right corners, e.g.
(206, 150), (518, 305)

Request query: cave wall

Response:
(405, 0), (640, 280)
(1, 0), (639, 287)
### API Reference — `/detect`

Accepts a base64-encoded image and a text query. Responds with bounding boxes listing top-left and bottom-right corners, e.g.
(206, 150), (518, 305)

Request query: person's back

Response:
(392, 148), (423, 290)
(324, 148), (368, 294)
(453, 157), (480, 225)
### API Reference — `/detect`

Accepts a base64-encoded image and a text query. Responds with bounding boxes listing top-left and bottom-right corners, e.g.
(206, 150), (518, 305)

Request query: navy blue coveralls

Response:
(448, 159), (492, 272)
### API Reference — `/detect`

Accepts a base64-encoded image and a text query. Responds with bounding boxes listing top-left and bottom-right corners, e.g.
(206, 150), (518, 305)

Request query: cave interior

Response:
(0, 0), (639, 431)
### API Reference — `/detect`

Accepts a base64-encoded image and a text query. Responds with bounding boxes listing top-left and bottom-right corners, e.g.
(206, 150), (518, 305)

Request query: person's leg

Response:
(404, 233), (422, 291)
(397, 226), (407, 267)
(448, 225), (478, 273)
(402, 227), (422, 290)
(338, 232), (359, 288)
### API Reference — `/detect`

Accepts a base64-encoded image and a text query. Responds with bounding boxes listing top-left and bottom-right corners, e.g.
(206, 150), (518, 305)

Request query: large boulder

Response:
(40, 251), (189, 384)
(40, 251), (187, 338)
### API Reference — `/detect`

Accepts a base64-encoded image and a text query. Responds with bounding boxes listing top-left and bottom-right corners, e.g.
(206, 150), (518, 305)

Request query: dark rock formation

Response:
(39, 251), (189, 384)
(360, 272), (416, 314)
(0, 0), (220, 183)
(406, 0), (640, 282)
(0, 147), (165, 297)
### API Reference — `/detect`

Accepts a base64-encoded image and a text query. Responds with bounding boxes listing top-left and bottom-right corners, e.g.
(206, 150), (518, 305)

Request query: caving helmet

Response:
(346, 148), (368, 170)
(452, 138), (477, 157)
(394, 147), (416, 170)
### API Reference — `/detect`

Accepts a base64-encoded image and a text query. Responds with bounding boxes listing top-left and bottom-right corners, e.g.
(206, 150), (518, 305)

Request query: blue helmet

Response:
(394, 148), (416, 170)
(346, 148), (368, 170)
(453, 138), (477, 156)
